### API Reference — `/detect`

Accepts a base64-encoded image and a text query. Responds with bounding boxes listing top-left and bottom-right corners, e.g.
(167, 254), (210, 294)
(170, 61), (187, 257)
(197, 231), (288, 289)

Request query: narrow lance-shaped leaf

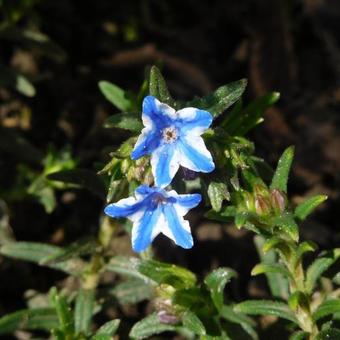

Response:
(105, 256), (152, 283)
(251, 263), (293, 281)
(103, 112), (143, 132)
(305, 249), (340, 293)
(98, 81), (132, 111)
(74, 289), (95, 335)
(254, 236), (289, 300)
(149, 66), (174, 106)
(137, 259), (196, 289)
(0, 308), (58, 335)
(272, 212), (299, 242)
(40, 238), (98, 265)
(182, 310), (206, 336)
(270, 146), (295, 193)
(234, 300), (298, 323)
(189, 79), (247, 118)
(50, 287), (74, 335)
(294, 195), (327, 222)
(228, 92), (280, 136)
(0, 241), (85, 275)
(92, 319), (120, 338)
(220, 305), (258, 340)
(204, 267), (236, 311)
(110, 279), (153, 305)
(129, 313), (176, 339)
(312, 299), (340, 321)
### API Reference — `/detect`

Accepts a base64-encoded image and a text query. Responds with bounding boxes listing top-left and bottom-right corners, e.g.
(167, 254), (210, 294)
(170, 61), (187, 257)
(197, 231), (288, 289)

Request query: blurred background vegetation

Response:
(0, 0), (340, 338)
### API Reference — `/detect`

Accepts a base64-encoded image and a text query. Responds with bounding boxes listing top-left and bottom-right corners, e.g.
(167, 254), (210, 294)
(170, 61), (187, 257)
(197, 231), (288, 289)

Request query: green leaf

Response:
(207, 182), (230, 212)
(313, 299), (340, 321)
(204, 267), (236, 311)
(0, 64), (36, 97)
(149, 66), (174, 106)
(0, 308), (58, 335)
(138, 259), (196, 289)
(103, 112), (143, 132)
(220, 305), (258, 340)
(294, 195), (327, 222)
(111, 279), (153, 305)
(92, 319), (120, 338)
(251, 263), (293, 281)
(50, 287), (74, 335)
(288, 291), (310, 311)
(74, 289), (95, 335)
(234, 300), (298, 323)
(305, 249), (340, 293)
(272, 213), (299, 242)
(190, 79), (247, 118)
(315, 328), (340, 340)
(289, 331), (309, 340)
(0, 241), (85, 275)
(47, 169), (106, 199)
(230, 92), (280, 135)
(291, 241), (318, 269)
(106, 256), (153, 283)
(129, 312), (176, 339)
(182, 310), (206, 336)
(254, 235), (289, 300)
(99, 81), (132, 111)
(40, 238), (98, 265)
(270, 146), (295, 193)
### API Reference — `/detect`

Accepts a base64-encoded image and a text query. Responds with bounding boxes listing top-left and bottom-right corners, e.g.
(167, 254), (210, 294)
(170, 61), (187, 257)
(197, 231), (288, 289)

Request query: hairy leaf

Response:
(74, 289), (95, 335)
(129, 313), (176, 339)
(99, 81), (132, 111)
(294, 195), (327, 222)
(204, 267), (236, 311)
(270, 146), (295, 193)
(313, 299), (340, 321)
(234, 300), (298, 323)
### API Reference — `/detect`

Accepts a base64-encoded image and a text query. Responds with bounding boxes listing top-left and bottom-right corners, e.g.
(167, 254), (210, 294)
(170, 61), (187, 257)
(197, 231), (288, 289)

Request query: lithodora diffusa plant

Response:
(0, 66), (339, 340)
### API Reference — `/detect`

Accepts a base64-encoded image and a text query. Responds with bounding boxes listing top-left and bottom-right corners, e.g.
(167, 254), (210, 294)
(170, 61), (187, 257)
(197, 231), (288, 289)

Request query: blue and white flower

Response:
(104, 185), (201, 253)
(131, 96), (215, 187)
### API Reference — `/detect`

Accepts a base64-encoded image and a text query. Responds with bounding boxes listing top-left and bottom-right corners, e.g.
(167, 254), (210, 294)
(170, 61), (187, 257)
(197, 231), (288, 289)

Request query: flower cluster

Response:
(105, 96), (215, 252)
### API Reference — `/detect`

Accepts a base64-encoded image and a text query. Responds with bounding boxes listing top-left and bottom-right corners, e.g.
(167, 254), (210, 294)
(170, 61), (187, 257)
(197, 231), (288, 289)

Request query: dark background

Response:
(0, 0), (340, 338)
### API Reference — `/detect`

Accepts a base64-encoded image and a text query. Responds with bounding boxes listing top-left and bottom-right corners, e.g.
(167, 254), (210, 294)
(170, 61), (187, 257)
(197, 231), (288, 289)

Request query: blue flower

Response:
(131, 96), (215, 187)
(104, 185), (201, 253)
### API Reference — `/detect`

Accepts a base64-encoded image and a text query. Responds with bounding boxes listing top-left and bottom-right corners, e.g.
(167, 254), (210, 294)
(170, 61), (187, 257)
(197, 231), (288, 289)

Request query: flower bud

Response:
(255, 195), (271, 216)
(157, 310), (179, 325)
(270, 189), (286, 213)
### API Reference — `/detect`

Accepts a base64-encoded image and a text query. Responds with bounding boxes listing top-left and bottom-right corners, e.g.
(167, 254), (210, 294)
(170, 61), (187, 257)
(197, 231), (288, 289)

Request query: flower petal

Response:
(104, 197), (141, 218)
(131, 206), (161, 253)
(178, 135), (215, 173)
(161, 205), (193, 249)
(143, 96), (175, 128)
(176, 108), (213, 136)
(131, 128), (161, 160)
(167, 192), (201, 216)
(151, 143), (180, 187)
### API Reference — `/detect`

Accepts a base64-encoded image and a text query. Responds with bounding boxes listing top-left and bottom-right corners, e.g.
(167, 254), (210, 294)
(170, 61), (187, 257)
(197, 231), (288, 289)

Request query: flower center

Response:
(162, 126), (178, 143)
(152, 193), (168, 205)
